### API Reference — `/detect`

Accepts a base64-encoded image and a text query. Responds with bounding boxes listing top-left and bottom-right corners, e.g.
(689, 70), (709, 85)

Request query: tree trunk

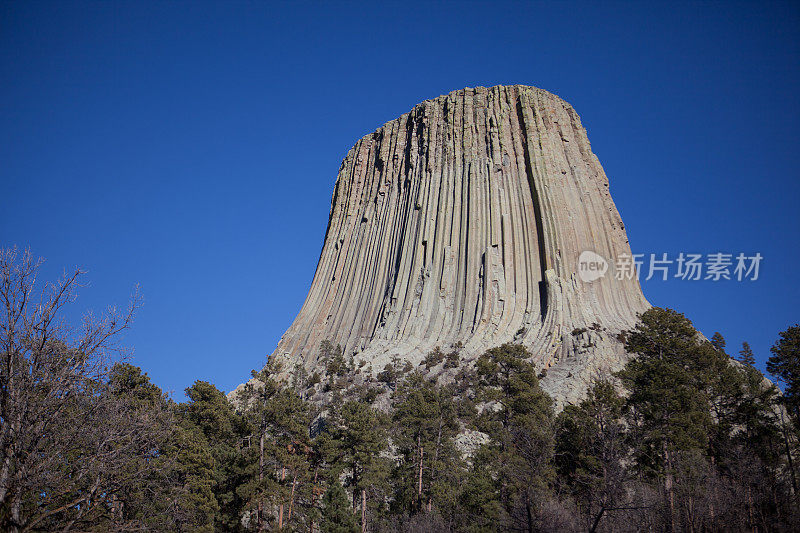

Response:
(589, 507), (605, 533)
(417, 435), (424, 506)
(778, 408), (798, 496)
(278, 466), (286, 530)
(258, 432), (265, 532)
(310, 468), (319, 533)
(10, 488), (21, 533)
(708, 456), (716, 527)
(361, 488), (367, 533)
(525, 500), (534, 533)
(0, 453), (13, 507)
(663, 443), (676, 533)
(0, 336), (17, 509)
(287, 473), (298, 523)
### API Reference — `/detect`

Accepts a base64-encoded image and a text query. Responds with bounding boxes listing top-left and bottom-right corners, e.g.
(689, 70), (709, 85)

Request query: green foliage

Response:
(320, 479), (359, 533)
(292, 363), (310, 391)
(473, 343), (555, 530)
(377, 355), (410, 390)
(458, 448), (506, 532)
(616, 307), (798, 531)
(555, 380), (628, 530)
(617, 308), (716, 470)
(319, 400), (391, 528)
(109, 364), (219, 532)
(390, 372), (465, 518)
(12, 251), (798, 531)
(322, 340), (348, 377)
(17, 334), (800, 531)
(556, 380), (625, 484)
(234, 361), (316, 531)
(443, 348), (460, 369)
(422, 347), (445, 369)
(710, 331), (727, 352)
(162, 422), (219, 532)
(13, 310), (800, 532)
(181, 380), (247, 531)
(738, 341), (756, 366)
(768, 324), (800, 421)
(109, 362), (166, 408)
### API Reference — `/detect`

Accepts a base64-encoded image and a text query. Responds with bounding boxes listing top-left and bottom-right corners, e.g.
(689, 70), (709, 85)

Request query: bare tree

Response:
(0, 247), (157, 532)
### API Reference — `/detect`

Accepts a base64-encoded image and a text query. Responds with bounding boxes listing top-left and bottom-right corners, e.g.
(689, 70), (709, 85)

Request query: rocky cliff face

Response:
(267, 85), (648, 404)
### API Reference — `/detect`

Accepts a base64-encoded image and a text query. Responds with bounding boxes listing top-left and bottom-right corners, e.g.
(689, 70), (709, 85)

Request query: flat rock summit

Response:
(251, 85), (649, 404)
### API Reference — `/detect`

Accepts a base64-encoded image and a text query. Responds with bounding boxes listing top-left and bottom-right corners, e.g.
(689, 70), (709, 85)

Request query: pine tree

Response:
(617, 308), (718, 531)
(618, 310), (800, 530)
(390, 372), (465, 519)
(109, 364), (219, 532)
(377, 355), (413, 391)
(320, 400), (390, 532)
(459, 448), (505, 533)
(238, 361), (313, 531)
(322, 340), (347, 377)
(739, 341), (756, 366)
(767, 325), (800, 422)
(555, 380), (627, 532)
(108, 362), (166, 406)
(320, 479), (359, 533)
(182, 380), (248, 531)
(421, 347), (446, 369)
(766, 325), (800, 495)
(711, 331), (727, 353)
(163, 422), (219, 532)
(474, 343), (555, 531)
(708, 341), (797, 528)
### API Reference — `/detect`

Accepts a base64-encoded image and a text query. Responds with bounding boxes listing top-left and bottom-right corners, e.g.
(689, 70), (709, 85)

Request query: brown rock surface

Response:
(258, 85), (648, 405)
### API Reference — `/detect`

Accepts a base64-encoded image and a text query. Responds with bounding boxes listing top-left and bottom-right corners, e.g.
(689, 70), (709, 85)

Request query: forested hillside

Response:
(2, 249), (798, 532)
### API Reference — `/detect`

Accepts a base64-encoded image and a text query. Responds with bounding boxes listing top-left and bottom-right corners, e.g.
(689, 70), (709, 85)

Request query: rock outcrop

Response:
(266, 85), (648, 405)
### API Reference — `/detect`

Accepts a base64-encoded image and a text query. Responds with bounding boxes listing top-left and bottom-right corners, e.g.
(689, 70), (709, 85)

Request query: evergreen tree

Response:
(108, 362), (166, 406)
(320, 400), (390, 532)
(390, 372), (466, 520)
(377, 355), (413, 391)
(162, 422), (219, 532)
(617, 308), (717, 531)
(706, 339), (798, 528)
(421, 347), (446, 369)
(711, 331), (727, 352)
(108, 364), (218, 532)
(555, 380), (628, 532)
(459, 447), (506, 533)
(9, 239), (800, 530)
(182, 380), (248, 531)
(614, 308), (800, 530)
(765, 325), (800, 498)
(322, 341), (347, 377)
(767, 325), (800, 423)
(474, 343), (555, 531)
(739, 341), (756, 366)
(320, 479), (359, 533)
(238, 361), (313, 531)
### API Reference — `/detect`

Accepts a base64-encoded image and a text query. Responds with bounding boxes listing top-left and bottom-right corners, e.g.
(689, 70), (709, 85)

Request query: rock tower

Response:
(269, 85), (648, 403)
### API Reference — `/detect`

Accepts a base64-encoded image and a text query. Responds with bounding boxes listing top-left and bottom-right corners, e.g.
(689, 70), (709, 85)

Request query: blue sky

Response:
(2, 1), (798, 397)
